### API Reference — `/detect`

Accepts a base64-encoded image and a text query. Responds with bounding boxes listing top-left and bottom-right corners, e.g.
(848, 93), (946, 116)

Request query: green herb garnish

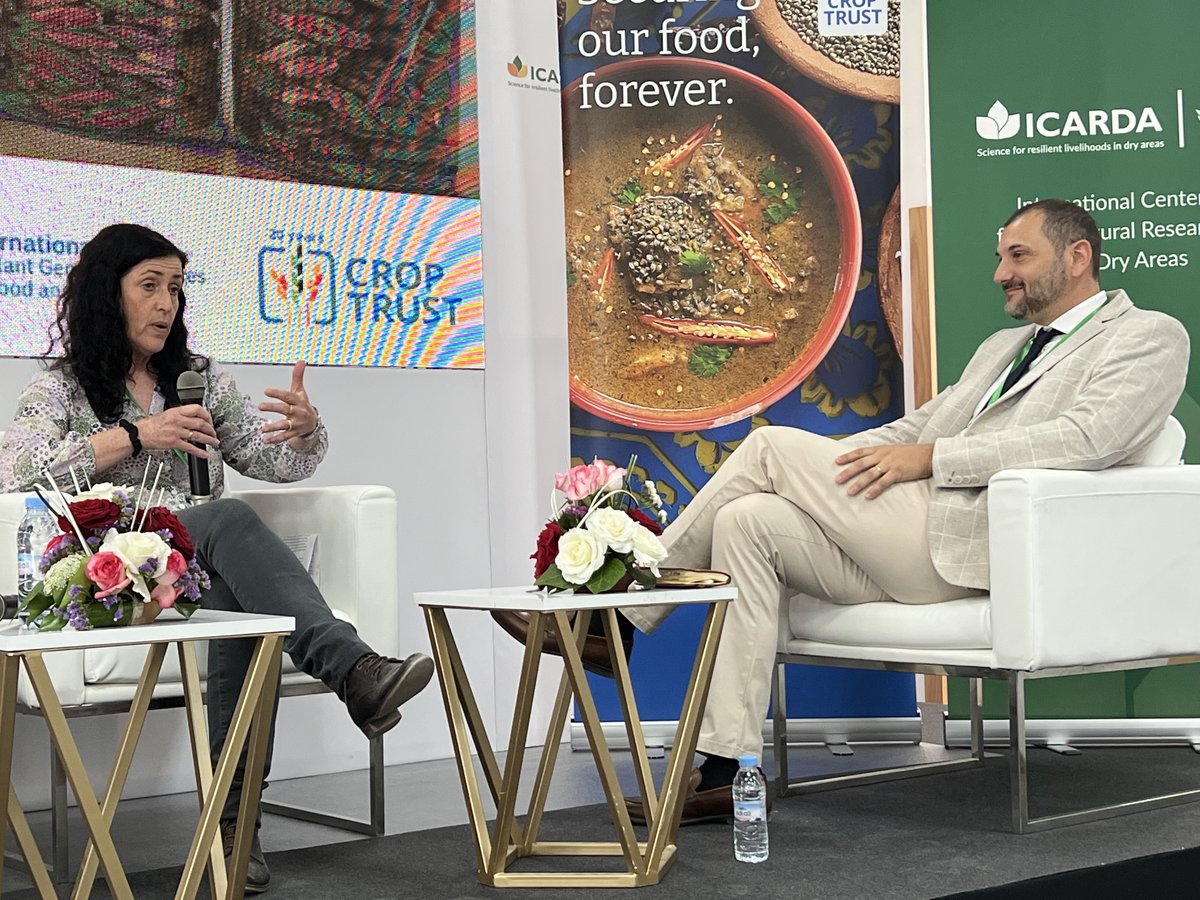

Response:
(758, 164), (789, 198)
(688, 344), (733, 378)
(679, 250), (712, 277)
(758, 165), (803, 224)
(566, 259), (577, 288)
(764, 195), (802, 225)
(617, 178), (644, 205)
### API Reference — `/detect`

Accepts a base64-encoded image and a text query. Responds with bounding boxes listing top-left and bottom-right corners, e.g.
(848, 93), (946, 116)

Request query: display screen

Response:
(0, 0), (482, 368)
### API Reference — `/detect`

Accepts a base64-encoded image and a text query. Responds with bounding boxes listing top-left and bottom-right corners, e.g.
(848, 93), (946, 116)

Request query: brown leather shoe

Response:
(625, 768), (772, 827)
(490, 610), (631, 678)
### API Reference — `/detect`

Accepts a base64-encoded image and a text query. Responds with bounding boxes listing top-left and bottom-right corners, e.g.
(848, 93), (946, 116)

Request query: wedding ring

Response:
(186, 430), (194, 442)
(285, 417), (293, 431)
(873, 465), (884, 477)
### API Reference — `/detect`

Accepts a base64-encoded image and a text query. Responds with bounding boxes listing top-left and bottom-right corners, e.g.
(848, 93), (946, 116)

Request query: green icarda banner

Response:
(928, 0), (1200, 721)
(927, 0), (1200, 448)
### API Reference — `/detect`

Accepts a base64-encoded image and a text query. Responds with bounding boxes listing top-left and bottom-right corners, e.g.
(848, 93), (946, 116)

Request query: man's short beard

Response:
(1005, 256), (1069, 320)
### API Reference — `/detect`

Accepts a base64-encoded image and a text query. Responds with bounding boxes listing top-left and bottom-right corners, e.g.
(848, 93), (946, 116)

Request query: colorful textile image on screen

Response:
(0, 0), (482, 369)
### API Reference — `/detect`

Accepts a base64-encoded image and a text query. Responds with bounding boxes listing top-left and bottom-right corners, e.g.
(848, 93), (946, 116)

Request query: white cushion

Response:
(787, 594), (992, 651)
(0, 485), (397, 709)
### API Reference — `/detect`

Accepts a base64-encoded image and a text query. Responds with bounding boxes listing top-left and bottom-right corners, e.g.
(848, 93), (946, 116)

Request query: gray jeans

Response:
(177, 498), (371, 821)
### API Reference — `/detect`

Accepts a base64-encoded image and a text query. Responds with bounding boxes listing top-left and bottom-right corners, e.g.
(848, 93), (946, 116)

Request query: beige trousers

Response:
(622, 426), (975, 760)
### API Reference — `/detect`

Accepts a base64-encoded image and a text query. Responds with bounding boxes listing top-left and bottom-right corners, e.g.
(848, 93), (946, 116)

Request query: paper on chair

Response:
(281, 534), (320, 585)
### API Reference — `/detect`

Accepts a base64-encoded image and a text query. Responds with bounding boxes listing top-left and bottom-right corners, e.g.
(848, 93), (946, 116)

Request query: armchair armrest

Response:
(988, 465), (1200, 671)
(230, 485), (399, 658)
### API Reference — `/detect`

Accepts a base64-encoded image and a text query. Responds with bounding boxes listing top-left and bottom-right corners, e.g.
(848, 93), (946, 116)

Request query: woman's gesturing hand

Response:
(260, 361), (319, 446)
(136, 405), (218, 459)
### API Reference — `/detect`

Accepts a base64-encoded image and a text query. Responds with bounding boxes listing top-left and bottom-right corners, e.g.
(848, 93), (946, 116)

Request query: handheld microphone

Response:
(175, 370), (212, 505)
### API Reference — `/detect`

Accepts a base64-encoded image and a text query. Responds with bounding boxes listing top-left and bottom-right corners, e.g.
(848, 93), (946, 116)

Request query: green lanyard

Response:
(986, 300), (1107, 409)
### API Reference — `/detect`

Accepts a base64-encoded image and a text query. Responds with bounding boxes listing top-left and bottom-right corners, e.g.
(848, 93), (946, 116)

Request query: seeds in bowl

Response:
(776, 0), (900, 78)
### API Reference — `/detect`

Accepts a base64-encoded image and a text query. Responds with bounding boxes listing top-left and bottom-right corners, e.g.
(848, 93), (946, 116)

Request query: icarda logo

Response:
(505, 54), (559, 91)
(976, 101), (1020, 140)
(975, 98), (1165, 141)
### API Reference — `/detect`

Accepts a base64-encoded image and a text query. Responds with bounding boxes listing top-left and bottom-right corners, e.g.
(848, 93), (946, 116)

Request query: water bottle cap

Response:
(738, 754), (758, 768)
(24, 497), (47, 512)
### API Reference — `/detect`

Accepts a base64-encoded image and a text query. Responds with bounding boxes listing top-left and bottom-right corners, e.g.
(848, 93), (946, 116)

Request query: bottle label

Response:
(733, 800), (765, 823)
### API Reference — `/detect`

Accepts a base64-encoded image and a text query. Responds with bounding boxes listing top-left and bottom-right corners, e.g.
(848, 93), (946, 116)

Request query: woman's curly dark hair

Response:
(48, 223), (207, 423)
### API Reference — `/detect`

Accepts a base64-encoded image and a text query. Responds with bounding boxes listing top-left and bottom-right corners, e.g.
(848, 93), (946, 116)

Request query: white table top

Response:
(0, 609), (294, 654)
(415, 584), (737, 612)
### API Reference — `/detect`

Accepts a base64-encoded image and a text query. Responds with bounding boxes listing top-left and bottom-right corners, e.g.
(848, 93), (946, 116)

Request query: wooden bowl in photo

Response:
(878, 186), (902, 356)
(750, 0), (899, 105)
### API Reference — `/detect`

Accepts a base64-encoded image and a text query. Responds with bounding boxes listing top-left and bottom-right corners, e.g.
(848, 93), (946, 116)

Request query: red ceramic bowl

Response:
(563, 57), (862, 432)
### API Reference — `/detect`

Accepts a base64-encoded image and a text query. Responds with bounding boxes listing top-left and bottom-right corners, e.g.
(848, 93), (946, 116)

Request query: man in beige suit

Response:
(501, 198), (1190, 821)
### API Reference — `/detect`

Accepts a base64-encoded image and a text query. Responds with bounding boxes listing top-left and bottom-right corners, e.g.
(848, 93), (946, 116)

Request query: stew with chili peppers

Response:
(565, 100), (840, 416)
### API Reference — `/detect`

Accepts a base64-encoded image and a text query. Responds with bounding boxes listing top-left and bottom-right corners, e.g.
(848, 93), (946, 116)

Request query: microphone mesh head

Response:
(176, 370), (206, 403)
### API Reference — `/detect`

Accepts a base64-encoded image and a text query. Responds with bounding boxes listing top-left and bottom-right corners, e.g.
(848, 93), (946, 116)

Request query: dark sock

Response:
(697, 753), (740, 791)
(585, 609), (636, 643)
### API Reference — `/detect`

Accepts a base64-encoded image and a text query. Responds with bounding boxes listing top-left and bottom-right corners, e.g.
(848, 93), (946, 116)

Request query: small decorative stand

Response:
(418, 584), (735, 889)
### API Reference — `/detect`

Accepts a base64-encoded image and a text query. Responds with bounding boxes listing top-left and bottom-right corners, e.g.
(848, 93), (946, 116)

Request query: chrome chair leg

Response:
(772, 661), (788, 797)
(1008, 671), (1029, 833)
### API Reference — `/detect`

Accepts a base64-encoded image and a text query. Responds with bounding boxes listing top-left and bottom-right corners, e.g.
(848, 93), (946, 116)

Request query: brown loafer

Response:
(490, 609), (631, 678)
(625, 768), (772, 827)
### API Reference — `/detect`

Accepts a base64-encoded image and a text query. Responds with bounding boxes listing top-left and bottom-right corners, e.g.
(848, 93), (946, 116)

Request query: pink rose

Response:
(554, 459), (626, 501)
(95, 577), (132, 600)
(591, 459), (626, 491)
(555, 464), (601, 501)
(150, 583), (183, 609)
(157, 550), (188, 586)
(86, 551), (129, 593)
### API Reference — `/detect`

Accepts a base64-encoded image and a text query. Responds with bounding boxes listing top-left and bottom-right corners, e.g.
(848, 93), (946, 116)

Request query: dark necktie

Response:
(1001, 327), (1060, 395)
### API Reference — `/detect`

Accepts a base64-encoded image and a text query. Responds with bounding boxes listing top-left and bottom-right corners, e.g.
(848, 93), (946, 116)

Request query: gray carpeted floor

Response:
(6, 746), (1200, 899)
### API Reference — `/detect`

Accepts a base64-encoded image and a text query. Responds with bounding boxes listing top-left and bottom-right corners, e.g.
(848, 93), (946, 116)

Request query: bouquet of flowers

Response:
(19, 482), (210, 631)
(531, 457), (669, 593)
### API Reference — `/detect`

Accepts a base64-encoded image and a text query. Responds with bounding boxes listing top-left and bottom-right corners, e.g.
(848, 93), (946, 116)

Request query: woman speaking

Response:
(0, 223), (432, 893)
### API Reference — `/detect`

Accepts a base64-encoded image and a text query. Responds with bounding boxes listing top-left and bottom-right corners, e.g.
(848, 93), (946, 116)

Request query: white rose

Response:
(630, 526), (667, 575)
(585, 507), (638, 554)
(71, 482), (123, 503)
(555, 528), (606, 585)
(100, 528), (170, 579)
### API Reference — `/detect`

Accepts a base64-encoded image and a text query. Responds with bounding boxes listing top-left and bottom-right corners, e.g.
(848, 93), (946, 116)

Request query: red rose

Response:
(530, 521), (564, 579)
(59, 499), (121, 534)
(627, 508), (664, 536)
(141, 507), (196, 559)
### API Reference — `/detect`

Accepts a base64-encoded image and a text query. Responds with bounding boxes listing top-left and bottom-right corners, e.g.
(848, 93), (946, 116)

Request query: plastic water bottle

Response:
(17, 497), (58, 600)
(732, 753), (768, 863)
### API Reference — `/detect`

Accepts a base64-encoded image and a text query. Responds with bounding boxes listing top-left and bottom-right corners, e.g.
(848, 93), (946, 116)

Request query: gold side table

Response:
(0, 609), (293, 900)
(418, 585), (735, 889)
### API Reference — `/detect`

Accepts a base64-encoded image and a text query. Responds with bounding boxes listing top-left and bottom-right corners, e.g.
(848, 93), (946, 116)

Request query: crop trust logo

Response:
(505, 54), (559, 92)
(257, 236), (336, 326)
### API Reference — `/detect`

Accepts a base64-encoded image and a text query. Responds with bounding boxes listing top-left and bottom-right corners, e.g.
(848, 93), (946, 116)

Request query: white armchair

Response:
(772, 417), (1200, 832)
(0, 483), (398, 874)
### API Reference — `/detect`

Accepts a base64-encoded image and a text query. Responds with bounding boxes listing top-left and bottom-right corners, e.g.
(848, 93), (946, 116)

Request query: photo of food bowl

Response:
(563, 57), (861, 432)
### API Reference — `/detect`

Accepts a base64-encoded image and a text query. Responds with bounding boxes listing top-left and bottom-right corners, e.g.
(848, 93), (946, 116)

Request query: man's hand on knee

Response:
(834, 444), (934, 499)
